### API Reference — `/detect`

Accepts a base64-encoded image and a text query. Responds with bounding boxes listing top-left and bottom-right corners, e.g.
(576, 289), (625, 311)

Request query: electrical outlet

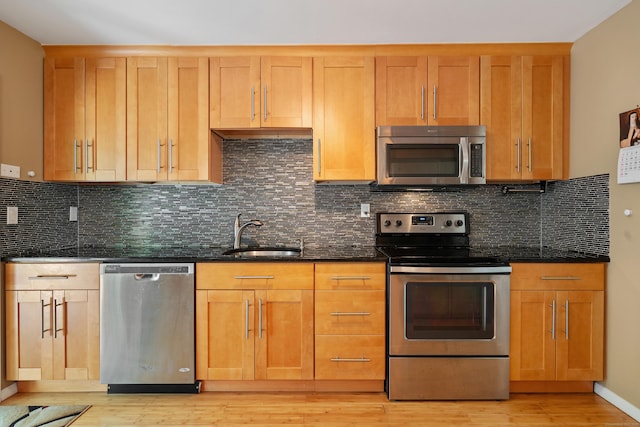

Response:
(70, 206), (78, 221)
(360, 203), (371, 218)
(7, 206), (18, 224)
(1, 163), (20, 179)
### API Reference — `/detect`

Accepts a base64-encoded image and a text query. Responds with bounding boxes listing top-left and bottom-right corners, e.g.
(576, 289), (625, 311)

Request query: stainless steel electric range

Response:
(376, 212), (512, 400)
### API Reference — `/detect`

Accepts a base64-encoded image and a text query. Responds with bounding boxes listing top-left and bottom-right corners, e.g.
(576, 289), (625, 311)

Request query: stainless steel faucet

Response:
(233, 214), (263, 249)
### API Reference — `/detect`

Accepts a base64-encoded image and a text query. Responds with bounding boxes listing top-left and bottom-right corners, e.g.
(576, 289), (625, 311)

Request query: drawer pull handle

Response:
(541, 276), (581, 280)
(234, 276), (274, 280)
(330, 276), (371, 281)
(330, 312), (371, 316)
(331, 357), (371, 363)
(29, 275), (77, 280)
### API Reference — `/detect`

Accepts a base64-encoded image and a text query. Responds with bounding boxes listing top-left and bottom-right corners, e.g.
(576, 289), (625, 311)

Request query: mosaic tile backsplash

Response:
(0, 139), (609, 256)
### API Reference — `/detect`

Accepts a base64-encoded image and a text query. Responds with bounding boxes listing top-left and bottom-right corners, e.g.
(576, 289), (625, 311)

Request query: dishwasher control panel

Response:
(102, 263), (194, 274)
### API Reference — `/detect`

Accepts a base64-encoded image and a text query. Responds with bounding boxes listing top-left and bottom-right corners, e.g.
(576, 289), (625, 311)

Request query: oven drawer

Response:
(315, 263), (386, 290)
(388, 356), (510, 400)
(315, 290), (385, 335)
(315, 335), (385, 380)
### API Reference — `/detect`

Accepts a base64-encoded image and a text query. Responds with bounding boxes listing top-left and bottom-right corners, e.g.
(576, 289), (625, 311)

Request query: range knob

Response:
(383, 220), (391, 227)
(395, 220), (403, 227)
(445, 220), (453, 227)
(455, 219), (464, 227)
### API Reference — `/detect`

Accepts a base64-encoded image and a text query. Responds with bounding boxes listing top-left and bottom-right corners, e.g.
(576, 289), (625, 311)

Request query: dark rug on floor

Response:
(0, 405), (90, 427)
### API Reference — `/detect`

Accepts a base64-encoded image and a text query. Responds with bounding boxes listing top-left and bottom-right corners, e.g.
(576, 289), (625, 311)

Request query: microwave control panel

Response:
(470, 143), (484, 178)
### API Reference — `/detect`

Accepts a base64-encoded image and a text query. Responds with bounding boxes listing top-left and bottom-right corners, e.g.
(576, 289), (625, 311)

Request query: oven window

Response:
(387, 145), (459, 177)
(405, 282), (495, 339)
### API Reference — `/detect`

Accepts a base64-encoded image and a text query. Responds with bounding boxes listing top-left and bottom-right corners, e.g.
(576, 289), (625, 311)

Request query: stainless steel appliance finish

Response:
(376, 212), (511, 401)
(100, 263), (197, 393)
(377, 125), (486, 186)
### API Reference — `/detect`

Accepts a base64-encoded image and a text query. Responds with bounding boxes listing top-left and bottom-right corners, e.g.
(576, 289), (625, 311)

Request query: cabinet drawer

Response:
(315, 290), (385, 335)
(196, 262), (314, 290)
(315, 262), (386, 290)
(315, 335), (385, 380)
(5, 263), (100, 290)
(511, 263), (605, 291)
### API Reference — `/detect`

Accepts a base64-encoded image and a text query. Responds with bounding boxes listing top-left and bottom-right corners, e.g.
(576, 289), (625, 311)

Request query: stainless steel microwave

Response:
(376, 125), (486, 186)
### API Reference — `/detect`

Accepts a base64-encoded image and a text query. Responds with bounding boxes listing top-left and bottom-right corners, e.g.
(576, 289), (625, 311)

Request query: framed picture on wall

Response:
(618, 107), (640, 184)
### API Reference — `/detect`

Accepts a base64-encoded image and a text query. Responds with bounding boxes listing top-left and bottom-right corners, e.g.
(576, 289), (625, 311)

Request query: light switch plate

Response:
(360, 203), (370, 218)
(7, 206), (18, 224)
(70, 206), (78, 221)
(1, 163), (20, 179)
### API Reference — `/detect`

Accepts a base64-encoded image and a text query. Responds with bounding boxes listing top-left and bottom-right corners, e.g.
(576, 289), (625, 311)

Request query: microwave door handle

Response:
(460, 137), (469, 184)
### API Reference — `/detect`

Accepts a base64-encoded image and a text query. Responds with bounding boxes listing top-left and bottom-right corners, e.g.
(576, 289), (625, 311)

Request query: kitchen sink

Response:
(222, 247), (301, 258)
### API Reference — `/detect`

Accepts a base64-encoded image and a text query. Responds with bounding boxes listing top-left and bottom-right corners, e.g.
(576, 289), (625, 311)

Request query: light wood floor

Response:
(2, 392), (639, 426)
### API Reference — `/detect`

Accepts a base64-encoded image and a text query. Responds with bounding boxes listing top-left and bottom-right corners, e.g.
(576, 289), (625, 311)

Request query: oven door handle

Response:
(389, 265), (512, 274)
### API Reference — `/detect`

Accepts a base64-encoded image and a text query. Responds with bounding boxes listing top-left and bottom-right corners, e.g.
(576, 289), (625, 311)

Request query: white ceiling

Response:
(0, 0), (632, 46)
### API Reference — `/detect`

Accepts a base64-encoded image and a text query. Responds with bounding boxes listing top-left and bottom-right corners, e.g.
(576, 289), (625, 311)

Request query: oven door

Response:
(388, 267), (510, 356)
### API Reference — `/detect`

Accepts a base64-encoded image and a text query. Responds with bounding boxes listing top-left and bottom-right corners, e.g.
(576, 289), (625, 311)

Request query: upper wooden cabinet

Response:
(481, 55), (566, 181)
(127, 56), (214, 182)
(209, 56), (312, 129)
(313, 56), (375, 182)
(44, 57), (126, 181)
(376, 56), (479, 126)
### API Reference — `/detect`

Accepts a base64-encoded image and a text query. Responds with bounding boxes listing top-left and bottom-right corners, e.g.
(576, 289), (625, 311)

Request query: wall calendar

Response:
(618, 108), (640, 184)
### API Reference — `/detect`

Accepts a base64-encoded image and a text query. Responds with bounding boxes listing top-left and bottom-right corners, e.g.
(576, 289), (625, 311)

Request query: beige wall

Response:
(0, 20), (43, 181)
(571, 0), (640, 408)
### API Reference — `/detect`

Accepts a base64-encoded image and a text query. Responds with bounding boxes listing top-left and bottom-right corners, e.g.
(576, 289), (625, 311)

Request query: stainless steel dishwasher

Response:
(100, 263), (199, 393)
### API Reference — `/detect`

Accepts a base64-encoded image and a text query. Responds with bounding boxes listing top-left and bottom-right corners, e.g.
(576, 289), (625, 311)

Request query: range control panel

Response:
(377, 212), (469, 234)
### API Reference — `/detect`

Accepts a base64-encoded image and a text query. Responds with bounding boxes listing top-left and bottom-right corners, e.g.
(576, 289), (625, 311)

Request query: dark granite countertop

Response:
(471, 246), (610, 263)
(1, 245), (608, 264)
(1, 245), (385, 263)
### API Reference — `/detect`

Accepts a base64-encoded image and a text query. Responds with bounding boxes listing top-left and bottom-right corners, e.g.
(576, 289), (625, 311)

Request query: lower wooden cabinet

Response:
(4, 263), (101, 381)
(196, 263), (315, 381)
(510, 263), (605, 391)
(314, 262), (386, 380)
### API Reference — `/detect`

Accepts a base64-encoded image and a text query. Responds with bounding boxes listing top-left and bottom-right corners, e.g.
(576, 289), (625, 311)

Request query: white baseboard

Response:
(595, 382), (640, 422)
(0, 383), (18, 402)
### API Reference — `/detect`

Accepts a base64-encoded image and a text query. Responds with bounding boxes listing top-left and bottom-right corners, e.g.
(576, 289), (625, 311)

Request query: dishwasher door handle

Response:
(134, 273), (161, 281)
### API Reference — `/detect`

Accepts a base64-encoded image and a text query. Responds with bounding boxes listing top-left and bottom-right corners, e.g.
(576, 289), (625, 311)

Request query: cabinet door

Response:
(427, 56), (479, 125)
(521, 56), (564, 180)
(167, 57), (210, 181)
(556, 291), (604, 381)
(85, 57), (127, 181)
(196, 290), (255, 380)
(480, 56), (523, 180)
(127, 56), (169, 181)
(51, 289), (100, 380)
(209, 57), (261, 128)
(261, 57), (312, 128)
(313, 56), (375, 181)
(6, 290), (53, 381)
(254, 289), (314, 380)
(510, 290), (556, 381)
(44, 57), (85, 181)
(375, 56), (428, 125)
